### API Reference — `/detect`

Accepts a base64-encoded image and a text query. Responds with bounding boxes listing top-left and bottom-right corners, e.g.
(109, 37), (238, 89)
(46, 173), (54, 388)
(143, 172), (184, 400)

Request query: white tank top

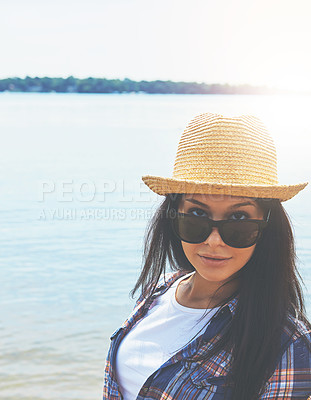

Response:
(115, 273), (219, 400)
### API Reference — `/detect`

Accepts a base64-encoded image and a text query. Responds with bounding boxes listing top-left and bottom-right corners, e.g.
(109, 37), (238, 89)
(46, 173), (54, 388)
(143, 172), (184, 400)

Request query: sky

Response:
(1, 0), (311, 91)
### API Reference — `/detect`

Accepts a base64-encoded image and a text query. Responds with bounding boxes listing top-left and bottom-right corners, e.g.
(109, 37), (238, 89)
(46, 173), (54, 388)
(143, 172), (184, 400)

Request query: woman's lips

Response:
(198, 254), (232, 266)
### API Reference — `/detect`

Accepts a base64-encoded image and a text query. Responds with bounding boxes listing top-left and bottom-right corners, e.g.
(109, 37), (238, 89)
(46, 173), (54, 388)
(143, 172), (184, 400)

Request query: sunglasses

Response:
(170, 210), (270, 248)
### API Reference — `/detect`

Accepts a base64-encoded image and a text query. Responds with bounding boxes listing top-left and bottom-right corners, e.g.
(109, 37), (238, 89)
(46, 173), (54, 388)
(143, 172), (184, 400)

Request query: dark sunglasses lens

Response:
(173, 214), (211, 243)
(221, 221), (260, 248)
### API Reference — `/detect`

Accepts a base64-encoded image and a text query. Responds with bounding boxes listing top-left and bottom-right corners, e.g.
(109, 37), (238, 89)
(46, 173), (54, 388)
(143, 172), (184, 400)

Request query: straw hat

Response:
(142, 113), (307, 201)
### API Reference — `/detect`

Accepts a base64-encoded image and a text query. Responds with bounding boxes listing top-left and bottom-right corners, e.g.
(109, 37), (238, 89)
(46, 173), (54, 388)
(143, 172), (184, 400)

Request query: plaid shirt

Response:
(104, 272), (311, 400)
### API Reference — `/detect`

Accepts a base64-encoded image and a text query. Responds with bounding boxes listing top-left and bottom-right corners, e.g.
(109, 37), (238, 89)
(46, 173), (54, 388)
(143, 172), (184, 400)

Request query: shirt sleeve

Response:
(259, 335), (311, 399)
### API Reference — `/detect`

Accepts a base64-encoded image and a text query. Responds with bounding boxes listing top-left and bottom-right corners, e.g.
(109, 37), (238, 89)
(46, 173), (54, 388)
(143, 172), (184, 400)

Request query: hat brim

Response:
(142, 175), (308, 202)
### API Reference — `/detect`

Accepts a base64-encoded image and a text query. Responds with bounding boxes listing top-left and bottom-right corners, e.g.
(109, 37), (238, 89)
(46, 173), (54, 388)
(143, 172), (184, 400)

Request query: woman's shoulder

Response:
(286, 314), (311, 341)
(281, 314), (311, 359)
(156, 270), (192, 290)
(134, 270), (191, 307)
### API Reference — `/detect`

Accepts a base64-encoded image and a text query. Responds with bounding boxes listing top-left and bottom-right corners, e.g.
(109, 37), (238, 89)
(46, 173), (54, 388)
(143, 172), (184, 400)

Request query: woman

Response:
(104, 113), (311, 399)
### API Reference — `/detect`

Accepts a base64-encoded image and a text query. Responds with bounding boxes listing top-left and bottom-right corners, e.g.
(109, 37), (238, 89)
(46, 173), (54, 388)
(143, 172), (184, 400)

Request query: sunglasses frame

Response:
(170, 210), (271, 248)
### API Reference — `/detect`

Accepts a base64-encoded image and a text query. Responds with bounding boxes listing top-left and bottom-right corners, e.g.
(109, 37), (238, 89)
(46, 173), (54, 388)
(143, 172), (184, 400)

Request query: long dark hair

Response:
(132, 194), (310, 400)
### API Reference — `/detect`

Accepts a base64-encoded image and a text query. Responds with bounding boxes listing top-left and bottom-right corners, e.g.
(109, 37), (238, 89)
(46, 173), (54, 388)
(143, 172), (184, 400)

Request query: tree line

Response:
(0, 76), (280, 94)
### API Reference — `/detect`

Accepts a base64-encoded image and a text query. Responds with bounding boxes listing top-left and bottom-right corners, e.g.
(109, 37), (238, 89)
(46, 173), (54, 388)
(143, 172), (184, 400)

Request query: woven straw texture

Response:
(142, 113), (308, 201)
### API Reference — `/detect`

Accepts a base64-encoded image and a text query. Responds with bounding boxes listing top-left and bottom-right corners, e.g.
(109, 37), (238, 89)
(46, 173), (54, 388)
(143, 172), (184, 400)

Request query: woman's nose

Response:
(203, 227), (226, 247)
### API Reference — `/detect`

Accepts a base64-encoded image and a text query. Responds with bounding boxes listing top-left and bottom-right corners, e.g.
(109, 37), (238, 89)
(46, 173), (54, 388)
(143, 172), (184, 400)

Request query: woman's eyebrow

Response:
(230, 201), (257, 209)
(184, 198), (210, 209)
(184, 199), (257, 210)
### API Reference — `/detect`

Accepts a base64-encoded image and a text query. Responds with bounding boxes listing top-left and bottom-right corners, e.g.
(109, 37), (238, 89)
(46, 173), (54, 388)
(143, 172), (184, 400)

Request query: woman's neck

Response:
(176, 272), (239, 309)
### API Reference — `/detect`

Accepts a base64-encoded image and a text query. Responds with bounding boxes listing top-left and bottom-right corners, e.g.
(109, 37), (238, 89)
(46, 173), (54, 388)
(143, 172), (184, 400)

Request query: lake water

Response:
(0, 93), (310, 399)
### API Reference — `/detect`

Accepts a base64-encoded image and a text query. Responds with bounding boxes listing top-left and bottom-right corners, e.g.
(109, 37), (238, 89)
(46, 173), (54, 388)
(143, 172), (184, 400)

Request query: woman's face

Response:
(178, 194), (264, 285)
